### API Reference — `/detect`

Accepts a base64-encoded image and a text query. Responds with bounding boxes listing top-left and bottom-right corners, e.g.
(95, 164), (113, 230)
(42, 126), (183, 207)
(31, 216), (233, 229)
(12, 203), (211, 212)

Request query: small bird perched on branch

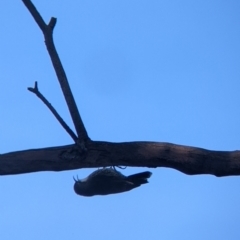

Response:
(73, 168), (152, 197)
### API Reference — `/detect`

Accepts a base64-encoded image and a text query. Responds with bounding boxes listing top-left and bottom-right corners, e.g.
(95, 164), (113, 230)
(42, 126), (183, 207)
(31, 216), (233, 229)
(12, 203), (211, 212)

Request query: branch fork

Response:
(1, 0), (240, 177)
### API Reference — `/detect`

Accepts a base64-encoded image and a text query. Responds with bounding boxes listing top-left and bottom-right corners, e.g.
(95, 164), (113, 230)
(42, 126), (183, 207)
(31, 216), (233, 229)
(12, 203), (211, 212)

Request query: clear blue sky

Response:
(1, 0), (240, 239)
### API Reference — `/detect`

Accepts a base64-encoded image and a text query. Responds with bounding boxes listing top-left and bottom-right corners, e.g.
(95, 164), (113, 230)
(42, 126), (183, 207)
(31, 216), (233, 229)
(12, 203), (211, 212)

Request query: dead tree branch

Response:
(1, 142), (240, 177)
(22, 0), (89, 142)
(28, 82), (78, 142)
(1, 1), (239, 178)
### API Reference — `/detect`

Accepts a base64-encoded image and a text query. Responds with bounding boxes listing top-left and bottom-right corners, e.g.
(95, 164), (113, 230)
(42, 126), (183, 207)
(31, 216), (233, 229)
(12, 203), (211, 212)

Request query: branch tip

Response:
(48, 17), (57, 30)
(34, 81), (38, 90)
(27, 80), (78, 143)
(22, 0), (89, 142)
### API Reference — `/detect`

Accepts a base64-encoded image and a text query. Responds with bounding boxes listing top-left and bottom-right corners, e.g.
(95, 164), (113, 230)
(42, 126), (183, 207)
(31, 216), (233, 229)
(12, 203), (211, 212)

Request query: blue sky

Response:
(1, 0), (240, 239)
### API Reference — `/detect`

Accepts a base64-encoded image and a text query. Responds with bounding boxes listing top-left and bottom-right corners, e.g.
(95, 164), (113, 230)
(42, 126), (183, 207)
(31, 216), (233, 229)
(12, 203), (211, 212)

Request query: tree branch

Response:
(6, 1), (238, 179)
(1, 142), (240, 177)
(22, 0), (89, 142)
(28, 81), (78, 142)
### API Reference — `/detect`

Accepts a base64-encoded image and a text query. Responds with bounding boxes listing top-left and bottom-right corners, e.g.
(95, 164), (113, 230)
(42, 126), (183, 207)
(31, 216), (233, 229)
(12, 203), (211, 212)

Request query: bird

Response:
(73, 168), (152, 197)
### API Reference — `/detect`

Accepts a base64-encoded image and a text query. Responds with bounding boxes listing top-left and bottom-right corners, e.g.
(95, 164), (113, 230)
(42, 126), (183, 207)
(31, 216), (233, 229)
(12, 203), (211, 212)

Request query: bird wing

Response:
(88, 168), (125, 181)
(87, 168), (134, 195)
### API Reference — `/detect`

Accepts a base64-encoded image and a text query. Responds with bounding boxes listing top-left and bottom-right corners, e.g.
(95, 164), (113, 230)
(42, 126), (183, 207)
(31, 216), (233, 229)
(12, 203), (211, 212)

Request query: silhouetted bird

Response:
(73, 168), (152, 197)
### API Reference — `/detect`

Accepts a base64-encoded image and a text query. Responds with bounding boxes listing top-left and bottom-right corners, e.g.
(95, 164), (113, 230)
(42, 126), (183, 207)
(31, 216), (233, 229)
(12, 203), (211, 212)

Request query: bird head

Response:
(73, 175), (94, 197)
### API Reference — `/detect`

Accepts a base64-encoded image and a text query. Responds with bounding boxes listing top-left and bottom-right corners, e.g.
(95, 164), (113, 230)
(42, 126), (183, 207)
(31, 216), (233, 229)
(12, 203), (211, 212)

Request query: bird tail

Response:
(127, 171), (152, 185)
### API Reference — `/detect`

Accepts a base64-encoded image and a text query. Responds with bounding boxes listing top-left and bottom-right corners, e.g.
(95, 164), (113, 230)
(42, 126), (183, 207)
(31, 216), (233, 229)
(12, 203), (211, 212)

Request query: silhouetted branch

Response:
(22, 0), (89, 142)
(2, 1), (237, 178)
(1, 142), (240, 176)
(28, 81), (78, 142)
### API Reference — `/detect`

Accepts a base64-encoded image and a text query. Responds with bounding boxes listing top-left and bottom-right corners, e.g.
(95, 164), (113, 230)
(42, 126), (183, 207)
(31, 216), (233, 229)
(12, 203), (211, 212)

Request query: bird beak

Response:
(73, 175), (78, 182)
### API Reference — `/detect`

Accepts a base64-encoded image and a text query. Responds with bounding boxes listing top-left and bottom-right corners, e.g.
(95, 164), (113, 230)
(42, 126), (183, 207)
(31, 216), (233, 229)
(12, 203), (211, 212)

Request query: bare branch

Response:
(22, 0), (89, 142)
(28, 81), (78, 142)
(1, 142), (240, 177)
(48, 17), (57, 30)
(22, 0), (46, 32)
(9, 1), (238, 179)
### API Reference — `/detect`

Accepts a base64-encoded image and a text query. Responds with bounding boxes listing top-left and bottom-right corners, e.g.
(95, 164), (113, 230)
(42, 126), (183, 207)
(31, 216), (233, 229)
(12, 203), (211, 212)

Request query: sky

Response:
(1, 0), (240, 239)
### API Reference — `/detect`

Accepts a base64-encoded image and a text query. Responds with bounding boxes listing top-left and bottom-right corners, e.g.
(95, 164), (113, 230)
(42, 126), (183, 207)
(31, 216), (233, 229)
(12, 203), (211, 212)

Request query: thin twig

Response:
(28, 82), (78, 142)
(22, 0), (89, 143)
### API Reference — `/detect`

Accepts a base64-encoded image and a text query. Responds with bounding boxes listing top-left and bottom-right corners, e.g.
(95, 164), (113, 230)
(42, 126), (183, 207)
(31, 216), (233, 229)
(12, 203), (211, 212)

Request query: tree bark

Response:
(2, 1), (238, 178)
(1, 141), (240, 177)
